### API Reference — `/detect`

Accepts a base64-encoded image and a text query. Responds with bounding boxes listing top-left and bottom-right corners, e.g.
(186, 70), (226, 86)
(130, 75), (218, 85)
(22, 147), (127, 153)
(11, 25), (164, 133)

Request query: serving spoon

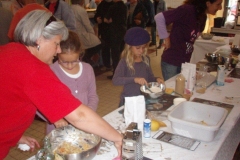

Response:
(145, 84), (153, 93)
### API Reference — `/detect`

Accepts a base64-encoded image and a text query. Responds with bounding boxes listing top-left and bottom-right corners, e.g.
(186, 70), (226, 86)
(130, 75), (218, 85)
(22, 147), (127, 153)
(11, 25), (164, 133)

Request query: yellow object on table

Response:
(151, 120), (167, 131)
(165, 88), (174, 94)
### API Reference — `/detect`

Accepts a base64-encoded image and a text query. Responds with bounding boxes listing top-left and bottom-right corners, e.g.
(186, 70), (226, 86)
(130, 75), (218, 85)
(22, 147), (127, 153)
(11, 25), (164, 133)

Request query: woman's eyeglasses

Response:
(45, 15), (57, 26)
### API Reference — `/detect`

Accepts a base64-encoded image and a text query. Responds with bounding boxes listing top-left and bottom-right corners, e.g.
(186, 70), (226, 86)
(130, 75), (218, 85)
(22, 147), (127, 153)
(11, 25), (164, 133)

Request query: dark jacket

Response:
(45, 0), (76, 31)
(140, 0), (154, 26)
(106, 1), (127, 38)
(153, 0), (167, 15)
(127, 2), (149, 29)
(94, 0), (114, 37)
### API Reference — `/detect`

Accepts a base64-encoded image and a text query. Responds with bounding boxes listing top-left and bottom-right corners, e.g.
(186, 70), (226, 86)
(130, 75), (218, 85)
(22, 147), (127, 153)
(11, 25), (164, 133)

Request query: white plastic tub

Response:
(168, 101), (228, 142)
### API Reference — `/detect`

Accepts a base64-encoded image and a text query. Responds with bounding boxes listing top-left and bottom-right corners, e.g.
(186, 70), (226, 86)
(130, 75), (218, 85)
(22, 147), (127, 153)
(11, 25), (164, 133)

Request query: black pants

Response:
(101, 34), (111, 68)
(110, 30), (125, 74)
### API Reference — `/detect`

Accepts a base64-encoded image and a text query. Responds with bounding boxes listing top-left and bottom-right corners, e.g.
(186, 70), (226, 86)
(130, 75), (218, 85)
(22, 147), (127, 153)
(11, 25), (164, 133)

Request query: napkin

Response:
(124, 95), (146, 130)
(18, 144), (30, 151)
(181, 63), (196, 94)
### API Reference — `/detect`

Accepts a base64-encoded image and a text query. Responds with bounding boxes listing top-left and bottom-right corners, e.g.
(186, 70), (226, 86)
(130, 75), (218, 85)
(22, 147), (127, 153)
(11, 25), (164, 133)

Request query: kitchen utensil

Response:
(224, 57), (233, 69)
(205, 52), (221, 63)
(40, 125), (102, 160)
(201, 33), (214, 40)
(168, 101), (228, 142)
(144, 84), (153, 93)
(140, 82), (165, 99)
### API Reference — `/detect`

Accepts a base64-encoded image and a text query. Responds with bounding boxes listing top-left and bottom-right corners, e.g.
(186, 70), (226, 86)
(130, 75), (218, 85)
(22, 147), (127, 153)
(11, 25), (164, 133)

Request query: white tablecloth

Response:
(190, 36), (230, 64)
(28, 76), (240, 160)
(92, 76), (240, 160)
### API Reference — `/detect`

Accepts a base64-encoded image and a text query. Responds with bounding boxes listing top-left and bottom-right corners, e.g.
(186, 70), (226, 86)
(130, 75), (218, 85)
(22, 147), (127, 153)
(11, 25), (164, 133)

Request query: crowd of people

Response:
(0, 0), (223, 158)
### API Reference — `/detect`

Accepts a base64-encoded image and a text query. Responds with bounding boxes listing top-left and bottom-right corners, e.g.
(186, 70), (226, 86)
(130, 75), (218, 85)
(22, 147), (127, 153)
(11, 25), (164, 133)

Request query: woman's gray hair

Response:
(14, 10), (69, 46)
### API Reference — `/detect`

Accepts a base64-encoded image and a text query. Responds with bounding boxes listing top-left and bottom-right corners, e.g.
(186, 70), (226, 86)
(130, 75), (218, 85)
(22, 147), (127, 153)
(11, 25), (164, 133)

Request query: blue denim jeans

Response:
(161, 61), (181, 81)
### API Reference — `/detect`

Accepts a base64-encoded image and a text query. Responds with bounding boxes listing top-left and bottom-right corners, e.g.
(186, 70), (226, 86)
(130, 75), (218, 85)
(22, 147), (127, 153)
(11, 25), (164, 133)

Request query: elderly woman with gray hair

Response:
(0, 10), (122, 159)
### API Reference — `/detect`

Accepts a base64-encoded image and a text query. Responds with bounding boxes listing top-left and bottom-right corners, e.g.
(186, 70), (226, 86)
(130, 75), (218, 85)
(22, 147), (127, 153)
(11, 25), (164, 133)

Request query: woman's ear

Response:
(36, 36), (43, 46)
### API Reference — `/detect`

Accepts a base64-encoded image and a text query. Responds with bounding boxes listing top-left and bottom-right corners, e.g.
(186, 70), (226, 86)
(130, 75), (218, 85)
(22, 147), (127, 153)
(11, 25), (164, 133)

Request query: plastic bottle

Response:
(175, 73), (185, 96)
(216, 65), (225, 86)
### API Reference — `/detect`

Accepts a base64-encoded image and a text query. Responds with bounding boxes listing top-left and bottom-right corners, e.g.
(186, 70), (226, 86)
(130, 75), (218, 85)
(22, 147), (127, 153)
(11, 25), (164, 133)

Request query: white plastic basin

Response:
(168, 101), (228, 142)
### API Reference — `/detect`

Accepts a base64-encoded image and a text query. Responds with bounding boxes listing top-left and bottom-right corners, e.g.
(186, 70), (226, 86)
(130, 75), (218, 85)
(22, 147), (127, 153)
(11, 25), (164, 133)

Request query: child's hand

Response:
(18, 135), (40, 151)
(156, 78), (164, 84)
(134, 78), (147, 85)
(54, 119), (68, 128)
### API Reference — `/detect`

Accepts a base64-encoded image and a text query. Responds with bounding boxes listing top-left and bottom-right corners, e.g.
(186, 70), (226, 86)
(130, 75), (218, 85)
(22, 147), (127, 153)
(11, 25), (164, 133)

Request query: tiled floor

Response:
(4, 44), (164, 160)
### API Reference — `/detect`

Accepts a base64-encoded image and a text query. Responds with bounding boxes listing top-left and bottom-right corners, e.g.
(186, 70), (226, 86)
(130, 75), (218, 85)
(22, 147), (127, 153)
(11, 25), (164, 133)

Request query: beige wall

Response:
(203, 1), (225, 33)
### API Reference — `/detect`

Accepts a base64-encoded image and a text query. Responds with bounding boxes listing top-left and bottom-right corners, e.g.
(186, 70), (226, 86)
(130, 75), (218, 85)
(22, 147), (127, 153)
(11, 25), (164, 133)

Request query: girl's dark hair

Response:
(60, 30), (81, 54)
(183, 0), (217, 18)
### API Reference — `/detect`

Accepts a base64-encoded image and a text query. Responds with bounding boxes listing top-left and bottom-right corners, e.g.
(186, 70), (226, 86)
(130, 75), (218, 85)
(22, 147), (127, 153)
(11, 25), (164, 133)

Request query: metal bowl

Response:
(140, 82), (165, 99)
(201, 33), (214, 40)
(205, 53), (221, 63)
(230, 45), (240, 54)
(47, 125), (101, 160)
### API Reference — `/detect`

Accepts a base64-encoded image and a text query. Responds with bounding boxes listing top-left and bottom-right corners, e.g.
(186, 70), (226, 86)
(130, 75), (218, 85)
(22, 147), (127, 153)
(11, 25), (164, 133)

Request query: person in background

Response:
(10, 0), (24, 15)
(140, 0), (155, 28)
(71, 0), (102, 66)
(112, 27), (164, 106)
(126, 0), (149, 29)
(7, 0), (49, 41)
(0, 1), (13, 45)
(94, 0), (114, 71)
(85, 0), (97, 9)
(0, 10), (122, 159)
(104, 0), (127, 79)
(38, 30), (99, 133)
(45, 0), (76, 31)
(150, 0), (166, 48)
(95, 0), (102, 6)
(155, 0), (222, 80)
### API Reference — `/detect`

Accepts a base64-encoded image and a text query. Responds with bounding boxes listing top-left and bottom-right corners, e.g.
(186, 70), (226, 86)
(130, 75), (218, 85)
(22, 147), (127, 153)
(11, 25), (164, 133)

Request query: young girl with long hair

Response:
(112, 27), (164, 106)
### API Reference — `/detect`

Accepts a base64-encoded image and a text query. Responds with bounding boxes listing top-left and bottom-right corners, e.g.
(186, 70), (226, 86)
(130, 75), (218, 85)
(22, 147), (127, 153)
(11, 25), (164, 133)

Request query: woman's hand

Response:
(156, 78), (164, 84)
(104, 18), (112, 24)
(114, 135), (123, 158)
(134, 78), (147, 85)
(96, 17), (102, 24)
(163, 37), (171, 50)
(134, 19), (141, 25)
(54, 118), (68, 128)
(18, 135), (40, 151)
(104, 18), (108, 23)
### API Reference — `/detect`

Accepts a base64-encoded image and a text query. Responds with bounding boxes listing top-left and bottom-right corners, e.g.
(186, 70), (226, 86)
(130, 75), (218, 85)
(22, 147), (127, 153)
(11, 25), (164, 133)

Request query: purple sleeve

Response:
(155, 13), (169, 39)
(112, 59), (135, 85)
(146, 57), (157, 82)
(36, 111), (48, 122)
(86, 65), (99, 111)
(147, 66), (157, 82)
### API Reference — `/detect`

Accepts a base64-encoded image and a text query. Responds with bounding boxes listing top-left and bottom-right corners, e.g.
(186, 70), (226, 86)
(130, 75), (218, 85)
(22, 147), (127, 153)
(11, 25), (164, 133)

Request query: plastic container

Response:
(143, 119), (151, 138)
(216, 65), (225, 86)
(168, 101), (228, 142)
(175, 73), (185, 96)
